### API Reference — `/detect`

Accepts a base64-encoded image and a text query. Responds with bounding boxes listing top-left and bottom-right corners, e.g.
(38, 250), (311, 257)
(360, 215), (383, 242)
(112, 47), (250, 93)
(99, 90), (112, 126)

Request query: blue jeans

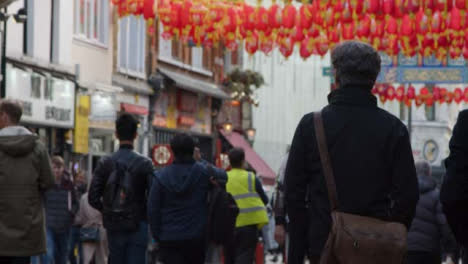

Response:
(107, 222), (148, 264)
(32, 227), (72, 264)
(69, 226), (83, 264)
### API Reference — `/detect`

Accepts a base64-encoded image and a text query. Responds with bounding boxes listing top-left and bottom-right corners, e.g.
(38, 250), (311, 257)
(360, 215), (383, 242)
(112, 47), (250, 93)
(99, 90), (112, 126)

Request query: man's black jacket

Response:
(88, 144), (154, 227)
(442, 110), (468, 247)
(285, 87), (419, 263)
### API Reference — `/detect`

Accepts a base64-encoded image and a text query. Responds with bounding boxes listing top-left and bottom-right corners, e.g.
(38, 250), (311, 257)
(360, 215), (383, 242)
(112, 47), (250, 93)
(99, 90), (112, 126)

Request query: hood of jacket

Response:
(418, 175), (436, 194)
(157, 161), (204, 194)
(0, 126), (38, 157)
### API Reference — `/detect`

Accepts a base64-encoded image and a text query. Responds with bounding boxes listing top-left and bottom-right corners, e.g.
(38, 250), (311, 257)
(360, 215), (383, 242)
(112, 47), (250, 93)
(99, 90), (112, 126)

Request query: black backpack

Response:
(206, 181), (239, 245)
(102, 159), (139, 232)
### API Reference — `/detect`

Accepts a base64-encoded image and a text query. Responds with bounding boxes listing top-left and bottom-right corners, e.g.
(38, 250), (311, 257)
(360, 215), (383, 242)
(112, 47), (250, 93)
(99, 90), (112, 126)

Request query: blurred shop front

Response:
(5, 63), (75, 160)
(152, 68), (229, 167)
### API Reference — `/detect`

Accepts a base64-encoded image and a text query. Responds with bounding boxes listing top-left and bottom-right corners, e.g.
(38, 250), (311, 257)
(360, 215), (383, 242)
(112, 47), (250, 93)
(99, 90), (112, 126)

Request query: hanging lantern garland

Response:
(372, 84), (468, 107)
(111, 0), (468, 60)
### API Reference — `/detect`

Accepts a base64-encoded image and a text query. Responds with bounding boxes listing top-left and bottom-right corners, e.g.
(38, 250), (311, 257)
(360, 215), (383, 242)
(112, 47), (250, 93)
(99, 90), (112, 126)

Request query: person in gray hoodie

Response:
(0, 100), (54, 264)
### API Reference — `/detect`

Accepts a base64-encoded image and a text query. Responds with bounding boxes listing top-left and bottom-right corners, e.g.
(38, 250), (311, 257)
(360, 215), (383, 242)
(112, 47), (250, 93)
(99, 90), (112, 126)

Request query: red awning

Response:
(121, 103), (149, 115)
(220, 130), (276, 185)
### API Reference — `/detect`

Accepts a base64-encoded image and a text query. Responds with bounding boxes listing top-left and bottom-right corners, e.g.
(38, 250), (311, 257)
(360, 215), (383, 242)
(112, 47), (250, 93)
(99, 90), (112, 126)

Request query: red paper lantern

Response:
(403, 0), (420, 14)
(260, 39), (274, 55)
(341, 0), (353, 23)
(383, 0), (395, 15)
(357, 15), (371, 39)
(431, 11), (444, 34)
(190, 3), (208, 27)
(420, 87), (429, 97)
(393, 0), (405, 18)
(433, 86), (441, 101)
(256, 7), (270, 33)
(456, 0), (467, 10)
(342, 22), (355, 40)
(245, 31), (259, 55)
(386, 85), (396, 101)
(292, 16), (305, 42)
(299, 4), (313, 31)
(143, 0), (155, 20)
(300, 37), (315, 59)
(415, 95), (424, 107)
(463, 87), (468, 102)
(350, 0), (365, 17)
(279, 37), (295, 58)
(439, 87), (448, 104)
(386, 16), (398, 35)
(454, 88), (463, 103)
(400, 14), (414, 36)
(446, 92), (454, 104)
(315, 34), (329, 57)
(449, 7), (462, 32)
(415, 8), (429, 35)
(282, 5), (296, 30)
(426, 96), (434, 107)
(396, 85), (405, 101)
(268, 4), (282, 30)
(407, 85), (416, 99)
(242, 4), (256, 33)
(366, 0), (381, 14)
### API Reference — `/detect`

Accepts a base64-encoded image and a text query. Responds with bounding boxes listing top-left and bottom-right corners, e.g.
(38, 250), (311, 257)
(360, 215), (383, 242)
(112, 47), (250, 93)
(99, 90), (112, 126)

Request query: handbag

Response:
(79, 227), (100, 242)
(314, 112), (407, 264)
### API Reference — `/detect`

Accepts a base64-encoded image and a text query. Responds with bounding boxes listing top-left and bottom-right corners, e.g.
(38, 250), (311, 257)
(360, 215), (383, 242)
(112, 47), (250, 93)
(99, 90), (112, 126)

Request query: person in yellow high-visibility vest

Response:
(224, 148), (269, 264)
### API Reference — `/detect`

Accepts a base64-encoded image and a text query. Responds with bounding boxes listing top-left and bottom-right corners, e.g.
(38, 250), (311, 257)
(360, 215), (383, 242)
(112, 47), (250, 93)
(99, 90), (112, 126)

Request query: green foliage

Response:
(223, 68), (265, 106)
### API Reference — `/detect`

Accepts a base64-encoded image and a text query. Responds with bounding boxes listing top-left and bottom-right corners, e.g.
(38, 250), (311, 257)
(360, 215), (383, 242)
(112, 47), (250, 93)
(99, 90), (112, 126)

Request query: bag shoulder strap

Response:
(314, 112), (339, 211)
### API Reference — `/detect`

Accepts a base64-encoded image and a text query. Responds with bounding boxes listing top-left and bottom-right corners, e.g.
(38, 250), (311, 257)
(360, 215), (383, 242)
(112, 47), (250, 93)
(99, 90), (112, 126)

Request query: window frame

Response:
(74, 0), (108, 48)
(117, 15), (147, 79)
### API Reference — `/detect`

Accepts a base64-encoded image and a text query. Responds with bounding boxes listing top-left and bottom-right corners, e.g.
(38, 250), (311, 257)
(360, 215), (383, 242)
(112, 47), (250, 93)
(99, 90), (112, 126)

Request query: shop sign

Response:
(74, 95), (90, 154)
(5, 64), (75, 128)
(153, 89), (212, 134)
(89, 93), (116, 130)
(152, 144), (174, 166)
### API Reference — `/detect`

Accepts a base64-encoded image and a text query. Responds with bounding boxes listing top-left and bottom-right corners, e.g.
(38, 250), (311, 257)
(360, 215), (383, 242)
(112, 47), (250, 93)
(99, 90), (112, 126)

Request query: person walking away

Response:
(224, 147), (269, 264)
(0, 100), (54, 264)
(441, 109), (468, 260)
(148, 133), (227, 264)
(36, 156), (79, 264)
(69, 170), (87, 264)
(285, 41), (419, 264)
(406, 161), (456, 264)
(75, 192), (108, 264)
(273, 147), (290, 263)
(88, 113), (154, 264)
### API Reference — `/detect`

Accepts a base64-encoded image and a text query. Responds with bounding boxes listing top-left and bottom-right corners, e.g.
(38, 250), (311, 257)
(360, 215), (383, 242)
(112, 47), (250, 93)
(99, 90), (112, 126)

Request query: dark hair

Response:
(0, 99), (23, 124)
(170, 133), (195, 159)
(415, 160), (432, 177)
(116, 113), (138, 141)
(331, 41), (381, 90)
(228, 148), (245, 168)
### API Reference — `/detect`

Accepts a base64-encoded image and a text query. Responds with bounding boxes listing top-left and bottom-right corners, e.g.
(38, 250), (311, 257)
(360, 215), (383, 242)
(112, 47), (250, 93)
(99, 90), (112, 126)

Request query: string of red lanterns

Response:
(111, 0), (468, 60)
(372, 84), (468, 107)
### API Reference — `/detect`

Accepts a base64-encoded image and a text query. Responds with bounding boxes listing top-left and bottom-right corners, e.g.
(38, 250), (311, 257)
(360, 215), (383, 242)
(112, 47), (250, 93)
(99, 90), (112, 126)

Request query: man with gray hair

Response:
(0, 100), (54, 264)
(407, 161), (455, 264)
(285, 41), (419, 263)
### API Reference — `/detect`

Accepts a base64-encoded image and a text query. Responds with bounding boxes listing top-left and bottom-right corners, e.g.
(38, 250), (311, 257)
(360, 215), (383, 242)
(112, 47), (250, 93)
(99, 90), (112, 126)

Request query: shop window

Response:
(118, 15), (146, 78)
(74, 0), (109, 46)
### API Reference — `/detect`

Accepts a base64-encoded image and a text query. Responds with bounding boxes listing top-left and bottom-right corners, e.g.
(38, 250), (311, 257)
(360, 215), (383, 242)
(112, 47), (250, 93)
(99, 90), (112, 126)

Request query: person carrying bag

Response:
(314, 112), (407, 264)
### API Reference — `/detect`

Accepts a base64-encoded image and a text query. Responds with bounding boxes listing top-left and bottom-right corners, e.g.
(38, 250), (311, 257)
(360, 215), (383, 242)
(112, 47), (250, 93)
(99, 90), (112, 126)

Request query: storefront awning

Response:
(158, 67), (230, 100)
(112, 74), (154, 95)
(121, 103), (149, 115)
(220, 130), (276, 185)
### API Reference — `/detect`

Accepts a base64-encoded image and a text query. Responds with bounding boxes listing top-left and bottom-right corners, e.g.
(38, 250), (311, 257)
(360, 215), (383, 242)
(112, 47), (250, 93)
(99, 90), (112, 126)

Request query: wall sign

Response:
(5, 64), (75, 128)
(152, 144), (174, 166)
(74, 95), (90, 154)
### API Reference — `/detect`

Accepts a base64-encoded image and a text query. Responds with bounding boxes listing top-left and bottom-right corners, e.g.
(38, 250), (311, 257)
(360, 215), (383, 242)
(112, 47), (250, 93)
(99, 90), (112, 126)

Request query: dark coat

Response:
(285, 87), (419, 263)
(441, 110), (468, 248)
(44, 171), (79, 233)
(148, 159), (227, 242)
(0, 127), (54, 256)
(88, 145), (154, 227)
(407, 176), (455, 255)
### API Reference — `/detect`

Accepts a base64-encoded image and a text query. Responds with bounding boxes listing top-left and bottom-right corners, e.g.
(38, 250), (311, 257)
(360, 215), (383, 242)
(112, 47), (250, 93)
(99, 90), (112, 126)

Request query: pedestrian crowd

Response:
(0, 40), (468, 264)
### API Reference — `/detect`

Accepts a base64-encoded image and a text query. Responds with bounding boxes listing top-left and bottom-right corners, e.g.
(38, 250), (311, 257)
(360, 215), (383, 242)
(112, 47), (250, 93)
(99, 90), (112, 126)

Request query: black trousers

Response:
(0, 257), (30, 264)
(224, 225), (258, 264)
(406, 251), (441, 264)
(158, 238), (205, 264)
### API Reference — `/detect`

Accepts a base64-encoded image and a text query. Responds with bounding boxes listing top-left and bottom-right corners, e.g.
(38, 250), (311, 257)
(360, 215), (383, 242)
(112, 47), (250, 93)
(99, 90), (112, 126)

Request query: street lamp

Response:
(1, 7), (27, 97)
(222, 120), (233, 135)
(245, 127), (256, 142)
